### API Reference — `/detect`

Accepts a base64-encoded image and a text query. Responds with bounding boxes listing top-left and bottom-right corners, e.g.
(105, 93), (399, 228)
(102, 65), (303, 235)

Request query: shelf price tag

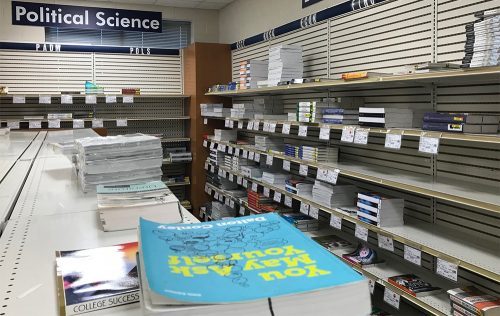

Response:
(242, 150), (248, 159)
(228, 173), (234, 182)
(218, 194), (224, 202)
(227, 146), (233, 155)
(251, 182), (258, 192)
(214, 192), (219, 200)
(298, 125), (308, 137)
(61, 95), (72, 104)
(253, 153), (260, 162)
(354, 128), (369, 145)
(218, 144), (226, 152)
(316, 168), (328, 181)
(209, 165), (214, 173)
(253, 121), (260, 131)
(239, 206), (245, 216)
(419, 132), (440, 154)
(269, 122), (277, 133)
(377, 234), (394, 252)
(404, 245), (422, 266)
(204, 162), (209, 170)
(230, 200), (235, 209)
(242, 179), (248, 188)
(106, 95), (117, 103)
(368, 279), (375, 295)
(228, 120), (234, 128)
(299, 164), (308, 176)
(207, 187), (212, 195)
(237, 176), (243, 185)
(13, 95), (25, 104)
(383, 288), (400, 310)
(238, 121), (243, 129)
(29, 120), (42, 129)
(283, 160), (291, 171)
(48, 119), (60, 129)
(116, 119), (128, 127)
(385, 130), (403, 149)
(355, 224), (369, 241)
(122, 95), (134, 103)
(273, 192), (282, 203)
(266, 155), (273, 166)
(225, 197), (231, 206)
(309, 206), (319, 219)
(234, 148), (240, 156)
(263, 187), (270, 197)
(204, 118), (208, 125)
(85, 95), (97, 104)
(284, 196), (293, 207)
(436, 258), (458, 282)
(204, 184), (209, 193)
(263, 121), (270, 132)
(247, 121), (254, 130)
(330, 215), (342, 230)
(203, 140), (208, 147)
(218, 169), (224, 177)
(282, 123), (291, 135)
(319, 127), (330, 140)
(326, 169), (340, 185)
(92, 118), (103, 128)
(225, 119), (230, 127)
(248, 151), (255, 161)
(209, 142), (215, 150)
(39, 95), (52, 104)
(300, 202), (310, 215)
(341, 126), (356, 143)
(7, 121), (20, 129)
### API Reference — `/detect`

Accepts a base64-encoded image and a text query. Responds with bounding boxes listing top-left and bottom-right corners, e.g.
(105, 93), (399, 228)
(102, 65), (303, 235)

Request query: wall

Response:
(0, 0), (219, 43)
(218, 0), (345, 44)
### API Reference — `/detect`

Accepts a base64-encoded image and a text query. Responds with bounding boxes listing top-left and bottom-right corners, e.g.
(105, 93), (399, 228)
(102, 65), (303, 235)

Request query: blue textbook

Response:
(138, 213), (371, 315)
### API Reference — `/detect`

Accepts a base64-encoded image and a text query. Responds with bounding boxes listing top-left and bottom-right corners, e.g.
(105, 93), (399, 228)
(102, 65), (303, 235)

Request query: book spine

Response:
(452, 303), (480, 316)
(422, 122), (464, 132)
(388, 278), (417, 297)
(449, 295), (481, 316)
(65, 291), (140, 316)
(423, 113), (466, 123)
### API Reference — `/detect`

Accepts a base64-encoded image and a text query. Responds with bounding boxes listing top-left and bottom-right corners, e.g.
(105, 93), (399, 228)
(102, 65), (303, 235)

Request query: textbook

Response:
(447, 287), (500, 316)
(388, 274), (441, 297)
(138, 213), (371, 315)
(55, 242), (140, 316)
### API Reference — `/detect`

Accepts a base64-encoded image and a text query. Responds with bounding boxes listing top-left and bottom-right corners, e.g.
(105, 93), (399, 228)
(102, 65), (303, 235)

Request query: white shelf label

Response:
(209, 165), (214, 173)
(378, 234), (394, 252)
(368, 279), (375, 295)
(253, 121), (260, 131)
(92, 118), (103, 128)
(123, 95), (134, 103)
(354, 128), (369, 145)
(229, 120), (235, 128)
(204, 118), (208, 125)
(247, 121), (254, 130)
(203, 140), (208, 147)
(106, 95), (117, 103)
(383, 288), (400, 310)
(319, 127), (330, 140)
(210, 142), (215, 149)
(13, 95), (25, 104)
(238, 121), (243, 129)
(309, 206), (319, 219)
(230, 200), (235, 209)
(330, 215), (342, 230)
(225, 119), (230, 127)
(225, 197), (231, 206)
(239, 206), (245, 216)
(436, 258), (458, 282)
(204, 184), (209, 193)
(116, 119), (128, 127)
(298, 125), (308, 137)
(207, 187), (212, 195)
(282, 123), (291, 135)
(263, 187), (270, 197)
(299, 164), (308, 176)
(218, 144), (226, 152)
(266, 155), (273, 166)
(284, 196), (293, 207)
(326, 169), (340, 184)
(316, 168), (328, 181)
(263, 121), (270, 132)
(60, 95), (72, 104)
(219, 194), (224, 202)
(254, 153), (260, 162)
(228, 173), (234, 182)
(252, 182), (258, 192)
(237, 176), (243, 185)
(300, 202), (310, 215)
(248, 151), (255, 160)
(234, 148), (240, 156)
(269, 122), (277, 133)
(242, 179), (248, 188)
(385, 133), (402, 150)
(283, 160), (291, 171)
(419, 135), (440, 154)
(85, 95), (97, 104)
(39, 95), (51, 104)
(355, 224), (369, 241)
(217, 169), (224, 177)
(29, 120), (42, 129)
(404, 245), (422, 266)
(240, 150), (246, 159)
(48, 119), (60, 129)
(7, 121), (20, 129)
(227, 146), (233, 155)
(273, 192), (282, 203)
(341, 126), (356, 143)
(204, 162), (209, 170)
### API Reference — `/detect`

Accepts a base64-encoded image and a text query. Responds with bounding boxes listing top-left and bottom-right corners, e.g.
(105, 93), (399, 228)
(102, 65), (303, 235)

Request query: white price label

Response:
(238, 121), (243, 129)
(355, 224), (369, 241)
(230, 200), (235, 209)
(300, 202), (310, 215)
(116, 119), (128, 127)
(7, 121), (20, 129)
(254, 153), (260, 162)
(283, 160), (291, 171)
(29, 120), (42, 129)
(228, 146), (233, 155)
(229, 120), (234, 128)
(282, 123), (291, 135)
(242, 150), (248, 159)
(239, 206), (245, 216)
(419, 135), (440, 154)
(354, 128), (369, 145)
(299, 164), (308, 176)
(13, 95), (25, 104)
(252, 182), (258, 192)
(284, 196), (293, 207)
(60, 95), (72, 104)
(225, 197), (231, 206)
(368, 279), (375, 295)
(378, 234), (394, 252)
(73, 119), (84, 129)
(385, 133), (402, 149)
(330, 215), (342, 230)
(319, 127), (330, 140)
(85, 95), (97, 104)
(218, 169), (225, 177)
(404, 245), (422, 266)
(219, 194), (224, 202)
(205, 184), (209, 193)
(48, 119), (60, 129)
(204, 162), (209, 170)
(383, 288), (400, 310)
(228, 173), (234, 182)
(218, 144), (226, 152)
(122, 95), (134, 103)
(273, 192), (282, 203)
(253, 121), (260, 131)
(436, 258), (458, 281)
(209, 165), (214, 173)
(106, 95), (117, 103)
(92, 118), (103, 128)
(263, 187), (270, 197)
(39, 95), (51, 104)
(263, 122), (270, 132)
(242, 179), (248, 188)
(326, 169), (340, 184)
(213, 192), (219, 200)
(309, 206), (319, 219)
(237, 176), (243, 185)
(247, 121), (254, 130)
(225, 119), (230, 127)
(234, 148), (240, 156)
(203, 140), (208, 147)
(210, 142), (215, 149)
(204, 118), (208, 125)
(298, 125), (308, 137)
(266, 155), (273, 166)
(207, 187), (212, 195)
(316, 168), (328, 181)
(248, 151), (255, 160)
(341, 126), (356, 143)
(269, 122), (277, 133)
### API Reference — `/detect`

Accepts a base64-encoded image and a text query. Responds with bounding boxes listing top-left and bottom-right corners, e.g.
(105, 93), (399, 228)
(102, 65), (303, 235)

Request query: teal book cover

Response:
(97, 181), (166, 194)
(140, 213), (364, 304)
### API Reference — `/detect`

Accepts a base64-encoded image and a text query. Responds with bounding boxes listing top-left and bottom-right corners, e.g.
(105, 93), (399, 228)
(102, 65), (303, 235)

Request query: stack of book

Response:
(322, 109), (359, 125)
(281, 212), (319, 232)
(240, 165), (263, 178)
(413, 62), (461, 73)
(284, 143), (299, 158)
(239, 60), (269, 89)
(359, 107), (414, 128)
(214, 129), (237, 142)
(254, 135), (284, 152)
(200, 104), (230, 117)
(462, 10), (500, 68)
(423, 112), (499, 134)
(297, 101), (326, 123)
(164, 147), (192, 163)
(342, 244), (384, 268)
(210, 201), (236, 220)
(357, 192), (404, 227)
(285, 179), (314, 198)
(312, 235), (356, 253)
(230, 103), (258, 119)
(97, 181), (182, 232)
(231, 99), (284, 119)
(218, 178), (238, 190)
(299, 146), (338, 163)
(209, 148), (225, 166)
(447, 287), (500, 316)
(262, 171), (291, 186)
(267, 44), (303, 86)
(230, 156), (255, 172)
(247, 190), (273, 211)
(387, 274), (441, 297)
(312, 181), (357, 208)
(74, 134), (163, 192)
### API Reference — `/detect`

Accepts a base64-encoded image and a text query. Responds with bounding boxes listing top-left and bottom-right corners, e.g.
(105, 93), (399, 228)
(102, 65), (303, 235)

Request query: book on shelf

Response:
(55, 242), (140, 316)
(387, 274), (442, 297)
(138, 213), (371, 315)
(357, 192), (404, 228)
(342, 244), (384, 268)
(447, 287), (500, 316)
(312, 235), (356, 253)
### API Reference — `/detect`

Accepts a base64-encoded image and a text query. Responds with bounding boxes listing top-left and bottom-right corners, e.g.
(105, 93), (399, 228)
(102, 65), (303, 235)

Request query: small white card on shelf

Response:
(283, 160), (291, 171)
(73, 119), (84, 129)
(299, 164), (308, 176)
(269, 122), (277, 133)
(204, 184), (209, 193)
(404, 245), (422, 266)
(419, 133), (440, 154)
(378, 234), (394, 252)
(248, 151), (255, 160)
(326, 169), (340, 184)
(368, 279), (375, 295)
(354, 128), (369, 145)
(436, 258), (458, 282)
(341, 126), (356, 143)
(210, 142), (215, 150)
(228, 173), (234, 182)
(122, 95), (134, 103)
(316, 168), (328, 181)
(225, 119), (230, 127)
(298, 125), (308, 137)
(253, 153), (260, 162)
(48, 119), (60, 129)
(242, 179), (248, 188)
(207, 187), (212, 195)
(7, 121), (20, 129)
(203, 140), (208, 147)
(219, 144), (226, 152)
(116, 119), (128, 127)
(229, 120), (234, 128)
(273, 192), (282, 203)
(251, 182), (258, 192)
(266, 155), (273, 166)
(383, 288), (400, 310)
(284, 196), (293, 207)
(106, 95), (117, 103)
(204, 162), (209, 170)
(237, 176), (243, 185)
(247, 121), (254, 130)
(13, 95), (25, 104)
(319, 127), (330, 140)
(300, 202), (310, 215)
(253, 121), (260, 131)
(92, 118), (104, 128)
(385, 131), (403, 150)
(204, 118), (208, 125)
(263, 187), (270, 197)
(242, 150), (248, 159)
(239, 206), (245, 216)
(230, 200), (235, 209)
(355, 224), (369, 241)
(225, 197), (231, 206)
(263, 122), (270, 132)
(238, 121), (243, 129)
(228, 146), (233, 155)
(330, 215), (342, 230)
(85, 95), (97, 104)
(60, 95), (72, 104)
(39, 95), (51, 104)
(309, 206), (319, 219)
(29, 120), (42, 129)
(282, 123), (291, 135)
(234, 148), (240, 156)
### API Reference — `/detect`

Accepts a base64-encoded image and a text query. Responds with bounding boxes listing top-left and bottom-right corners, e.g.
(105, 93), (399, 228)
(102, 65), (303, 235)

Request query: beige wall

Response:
(0, 0), (219, 43)
(219, 0), (345, 44)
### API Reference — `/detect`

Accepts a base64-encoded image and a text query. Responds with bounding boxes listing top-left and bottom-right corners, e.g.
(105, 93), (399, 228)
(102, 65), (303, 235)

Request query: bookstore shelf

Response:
(0, 94), (190, 98)
(205, 66), (500, 96)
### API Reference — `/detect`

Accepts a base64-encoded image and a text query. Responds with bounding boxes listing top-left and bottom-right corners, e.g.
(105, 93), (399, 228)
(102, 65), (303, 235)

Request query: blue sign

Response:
(302, 0), (324, 8)
(11, 1), (162, 33)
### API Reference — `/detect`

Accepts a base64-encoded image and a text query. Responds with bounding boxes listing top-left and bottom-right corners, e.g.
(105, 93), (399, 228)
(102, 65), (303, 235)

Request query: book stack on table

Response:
(357, 192), (404, 227)
(239, 60), (269, 89)
(312, 181), (357, 208)
(423, 112), (499, 134)
(267, 44), (303, 87)
(322, 108), (359, 125)
(462, 9), (500, 68)
(214, 129), (237, 142)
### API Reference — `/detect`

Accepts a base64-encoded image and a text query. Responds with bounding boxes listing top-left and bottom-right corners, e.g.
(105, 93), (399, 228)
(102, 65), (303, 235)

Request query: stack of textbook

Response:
(312, 182), (357, 208)
(359, 108), (414, 128)
(97, 181), (182, 231)
(255, 135), (284, 152)
(322, 109), (359, 125)
(214, 129), (237, 142)
(462, 10), (500, 68)
(240, 165), (263, 178)
(267, 45), (303, 86)
(137, 213), (371, 316)
(357, 192), (404, 227)
(210, 201), (236, 220)
(422, 112), (499, 134)
(74, 134), (163, 192)
(285, 179), (313, 198)
(200, 104), (230, 118)
(447, 287), (500, 316)
(209, 148), (225, 166)
(262, 171), (291, 186)
(299, 146), (338, 163)
(239, 60), (269, 89)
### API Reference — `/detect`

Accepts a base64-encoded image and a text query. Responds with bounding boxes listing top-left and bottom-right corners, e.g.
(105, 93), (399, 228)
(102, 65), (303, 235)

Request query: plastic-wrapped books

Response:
(209, 149), (225, 166)
(254, 135), (284, 152)
(240, 60), (269, 89)
(357, 192), (404, 227)
(312, 181), (357, 208)
(201, 104), (231, 117)
(285, 179), (313, 198)
(322, 109), (360, 125)
(299, 146), (338, 163)
(262, 171), (291, 186)
(462, 10), (500, 68)
(359, 107), (413, 128)
(267, 45), (304, 86)
(240, 166), (263, 178)
(214, 129), (237, 142)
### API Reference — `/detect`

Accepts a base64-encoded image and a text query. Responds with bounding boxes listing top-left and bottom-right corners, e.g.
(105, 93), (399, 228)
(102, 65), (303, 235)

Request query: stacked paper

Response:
(200, 104), (231, 117)
(262, 171), (291, 186)
(209, 149), (225, 166)
(240, 166), (263, 178)
(285, 179), (313, 198)
(255, 135), (284, 152)
(214, 129), (237, 142)
(299, 146), (338, 163)
(357, 192), (404, 227)
(322, 109), (360, 125)
(312, 181), (357, 208)
(463, 9), (500, 68)
(267, 45), (304, 86)
(297, 101), (331, 123)
(74, 134), (163, 192)
(359, 108), (414, 128)
(240, 60), (269, 89)
(231, 156), (254, 171)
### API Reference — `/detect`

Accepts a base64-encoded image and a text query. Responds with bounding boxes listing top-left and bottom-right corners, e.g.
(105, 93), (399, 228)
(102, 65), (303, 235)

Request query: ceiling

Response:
(99, 0), (235, 10)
